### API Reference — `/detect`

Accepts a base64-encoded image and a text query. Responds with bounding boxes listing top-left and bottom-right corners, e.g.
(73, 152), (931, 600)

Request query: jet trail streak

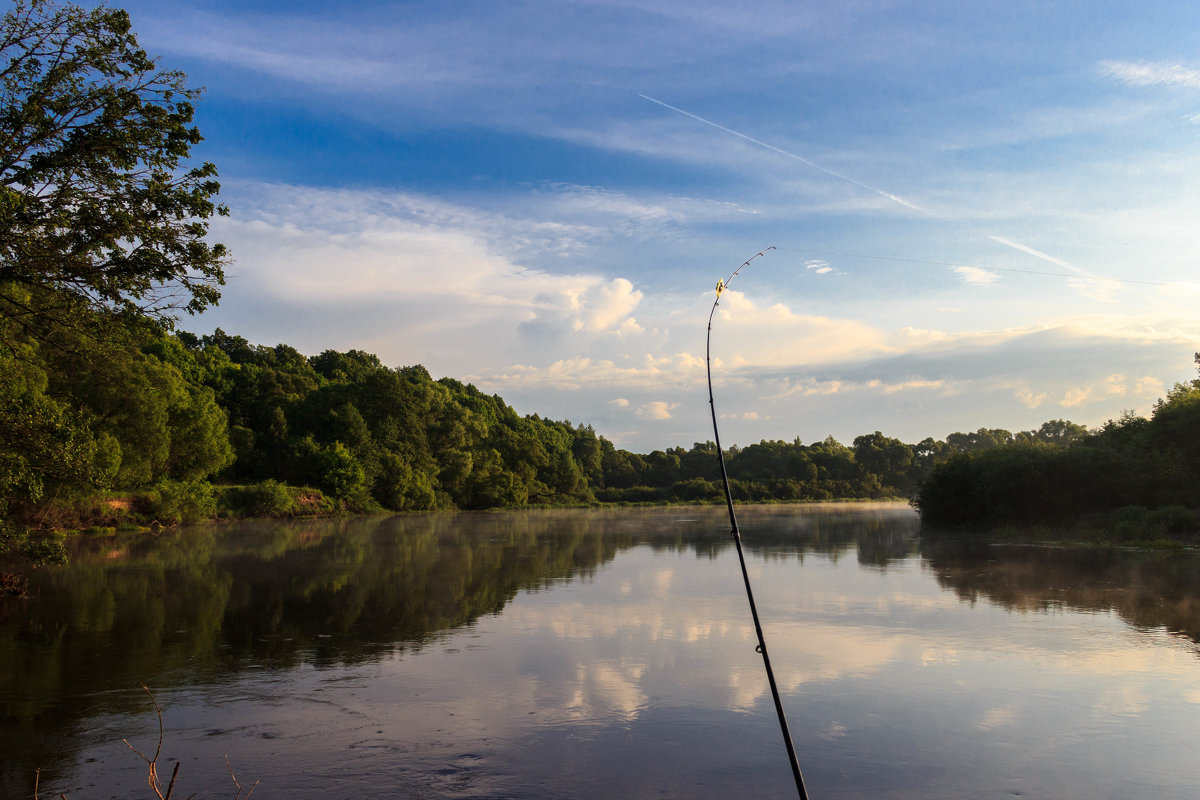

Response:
(640, 93), (1119, 283)
(638, 93), (929, 215)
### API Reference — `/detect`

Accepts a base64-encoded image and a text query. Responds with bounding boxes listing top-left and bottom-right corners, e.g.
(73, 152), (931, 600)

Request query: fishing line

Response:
(708, 246), (811, 800)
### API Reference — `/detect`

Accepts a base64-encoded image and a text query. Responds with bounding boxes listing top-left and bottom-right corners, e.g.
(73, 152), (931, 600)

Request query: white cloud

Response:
(637, 401), (678, 420)
(1067, 277), (1123, 303)
(578, 278), (644, 332)
(881, 379), (949, 395)
(1100, 60), (1200, 90)
(889, 328), (953, 347)
(710, 289), (888, 366)
(1136, 376), (1165, 396)
(1015, 388), (1048, 409)
(1102, 373), (1127, 397)
(208, 181), (667, 364)
(953, 265), (1000, 286)
(195, 180), (1200, 452)
(1061, 374), (1127, 408)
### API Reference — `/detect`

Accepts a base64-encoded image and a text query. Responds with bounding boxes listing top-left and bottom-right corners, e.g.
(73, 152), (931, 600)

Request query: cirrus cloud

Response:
(1099, 59), (1200, 90)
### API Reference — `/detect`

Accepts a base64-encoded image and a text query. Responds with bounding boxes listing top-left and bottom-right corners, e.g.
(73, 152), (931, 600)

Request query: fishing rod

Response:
(707, 246), (811, 800)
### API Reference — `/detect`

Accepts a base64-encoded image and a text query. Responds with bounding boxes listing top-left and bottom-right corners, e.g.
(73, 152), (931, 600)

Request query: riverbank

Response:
(1, 488), (910, 576)
(22, 485), (910, 536)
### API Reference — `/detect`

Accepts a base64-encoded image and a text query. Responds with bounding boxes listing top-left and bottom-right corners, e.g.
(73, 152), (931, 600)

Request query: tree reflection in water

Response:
(4, 505), (1200, 798)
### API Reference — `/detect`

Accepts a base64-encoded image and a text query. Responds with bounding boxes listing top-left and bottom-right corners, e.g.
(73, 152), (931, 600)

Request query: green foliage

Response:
(0, 0), (227, 329)
(915, 355), (1200, 533)
(2, 303), (1123, 538)
(137, 478), (217, 526)
(1029, 419), (1090, 447)
(373, 453), (439, 510)
(0, 1), (232, 557)
(220, 480), (298, 517)
(1108, 506), (1200, 543)
(853, 431), (914, 492)
(670, 477), (721, 501)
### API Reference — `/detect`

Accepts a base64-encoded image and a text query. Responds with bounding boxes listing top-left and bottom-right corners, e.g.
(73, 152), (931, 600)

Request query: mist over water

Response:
(4, 506), (1199, 799)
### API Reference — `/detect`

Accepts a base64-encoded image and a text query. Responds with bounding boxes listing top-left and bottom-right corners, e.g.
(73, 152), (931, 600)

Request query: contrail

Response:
(986, 234), (1098, 279)
(638, 93), (930, 215)
(639, 93), (1117, 280)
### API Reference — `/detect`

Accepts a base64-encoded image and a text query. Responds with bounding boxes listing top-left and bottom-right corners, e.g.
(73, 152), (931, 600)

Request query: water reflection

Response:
(3, 505), (1200, 799)
(923, 537), (1200, 648)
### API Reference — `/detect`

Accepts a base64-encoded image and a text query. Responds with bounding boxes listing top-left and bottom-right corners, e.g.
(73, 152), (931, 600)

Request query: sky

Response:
(121, 0), (1200, 452)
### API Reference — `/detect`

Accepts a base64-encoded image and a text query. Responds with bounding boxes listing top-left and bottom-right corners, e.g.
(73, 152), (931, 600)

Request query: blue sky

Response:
(125, 0), (1200, 451)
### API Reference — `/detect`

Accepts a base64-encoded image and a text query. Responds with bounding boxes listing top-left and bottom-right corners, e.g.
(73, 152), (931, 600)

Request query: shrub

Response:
(223, 479), (298, 517)
(137, 479), (217, 526)
(669, 478), (721, 501)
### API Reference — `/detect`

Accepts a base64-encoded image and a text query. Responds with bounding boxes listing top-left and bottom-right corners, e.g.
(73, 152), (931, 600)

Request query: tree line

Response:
(1, 294), (1109, 530)
(913, 355), (1200, 536)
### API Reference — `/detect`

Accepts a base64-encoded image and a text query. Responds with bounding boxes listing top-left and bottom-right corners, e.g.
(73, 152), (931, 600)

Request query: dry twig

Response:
(33, 766), (67, 799)
(37, 685), (258, 799)
(123, 685), (168, 799)
(225, 754), (260, 800)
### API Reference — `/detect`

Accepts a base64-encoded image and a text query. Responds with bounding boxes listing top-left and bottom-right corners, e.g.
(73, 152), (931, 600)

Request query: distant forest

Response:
(6, 293), (1200, 561)
(12, 280), (1188, 528)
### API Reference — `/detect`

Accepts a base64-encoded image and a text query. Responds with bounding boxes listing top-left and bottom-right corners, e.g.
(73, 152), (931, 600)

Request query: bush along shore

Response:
(912, 354), (1200, 546)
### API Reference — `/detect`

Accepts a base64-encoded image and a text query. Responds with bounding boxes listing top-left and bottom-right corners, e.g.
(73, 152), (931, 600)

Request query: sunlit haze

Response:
(128, 0), (1200, 451)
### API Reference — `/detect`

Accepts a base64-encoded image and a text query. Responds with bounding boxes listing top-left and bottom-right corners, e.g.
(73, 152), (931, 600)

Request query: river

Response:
(3, 504), (1199, 799)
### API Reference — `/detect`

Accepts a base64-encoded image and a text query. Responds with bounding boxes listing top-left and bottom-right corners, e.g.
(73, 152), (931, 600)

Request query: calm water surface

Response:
(4, 505), (1200, 799)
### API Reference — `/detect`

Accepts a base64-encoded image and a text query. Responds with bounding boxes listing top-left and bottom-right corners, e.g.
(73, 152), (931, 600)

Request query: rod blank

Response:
(706, 246), (810, 800)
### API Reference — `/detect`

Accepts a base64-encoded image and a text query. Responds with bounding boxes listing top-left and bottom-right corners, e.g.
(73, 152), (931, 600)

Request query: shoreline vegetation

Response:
(913, 354), (1200, 549)
(6, 317), (1199, 572)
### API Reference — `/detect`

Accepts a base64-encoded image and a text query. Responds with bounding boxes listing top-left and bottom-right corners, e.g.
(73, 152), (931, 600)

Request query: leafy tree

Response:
(945, 428), (1012, 453)
(643, 450), (681, 486)
(290, 436), (368, 505)
(373, 451), (438, 510)
(1028, 419), (1090, 447)
(162, 382), (233, 480)
(571, 424), (604, 487)
(915, 358), (1200, 529)
(0, 0), (227, 331)
(807, 435), (857, 482)
(0, 328), (96, 549)
(852, 431), (913, 492)
(41, 326), (232, 487)
(601, 446), (645, 489)
(311, 349), (383, 383)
